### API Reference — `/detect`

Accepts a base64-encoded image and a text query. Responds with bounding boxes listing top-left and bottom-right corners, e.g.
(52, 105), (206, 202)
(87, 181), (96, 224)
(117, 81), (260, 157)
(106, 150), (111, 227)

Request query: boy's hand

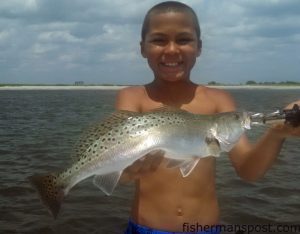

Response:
(120, 151), (164, 182)
(270, 100), (300, 138)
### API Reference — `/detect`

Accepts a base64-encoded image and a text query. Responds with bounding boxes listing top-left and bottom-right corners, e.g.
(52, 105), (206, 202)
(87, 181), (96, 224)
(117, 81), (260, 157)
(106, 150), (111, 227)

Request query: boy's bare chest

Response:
(140, 95), (216, 114)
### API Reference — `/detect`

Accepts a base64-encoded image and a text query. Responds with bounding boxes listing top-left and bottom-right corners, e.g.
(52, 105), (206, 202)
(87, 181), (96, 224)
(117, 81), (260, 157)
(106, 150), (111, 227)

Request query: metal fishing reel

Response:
(250, 104), (300, 127)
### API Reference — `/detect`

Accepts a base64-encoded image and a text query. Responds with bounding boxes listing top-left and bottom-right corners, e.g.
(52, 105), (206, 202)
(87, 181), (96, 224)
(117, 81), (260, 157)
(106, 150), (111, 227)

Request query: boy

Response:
(115, 1), (300, 233)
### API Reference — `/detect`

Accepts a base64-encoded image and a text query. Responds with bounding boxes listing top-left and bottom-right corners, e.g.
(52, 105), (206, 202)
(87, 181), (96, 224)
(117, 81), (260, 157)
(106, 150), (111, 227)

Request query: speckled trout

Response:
(29, 107), (251, 218)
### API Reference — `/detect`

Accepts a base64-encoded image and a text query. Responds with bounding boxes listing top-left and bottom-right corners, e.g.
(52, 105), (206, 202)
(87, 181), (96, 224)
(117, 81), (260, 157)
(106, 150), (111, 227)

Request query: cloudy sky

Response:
(0, 0), (299, 85)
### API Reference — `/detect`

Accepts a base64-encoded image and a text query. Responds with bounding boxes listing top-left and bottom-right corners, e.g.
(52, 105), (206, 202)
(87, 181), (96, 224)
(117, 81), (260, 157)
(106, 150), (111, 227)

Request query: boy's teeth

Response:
(165, 63), (178, 67)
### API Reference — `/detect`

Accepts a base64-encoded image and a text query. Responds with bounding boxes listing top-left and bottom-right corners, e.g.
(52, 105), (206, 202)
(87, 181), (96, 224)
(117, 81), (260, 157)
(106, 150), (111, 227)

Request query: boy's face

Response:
(141, 12), (201, 83)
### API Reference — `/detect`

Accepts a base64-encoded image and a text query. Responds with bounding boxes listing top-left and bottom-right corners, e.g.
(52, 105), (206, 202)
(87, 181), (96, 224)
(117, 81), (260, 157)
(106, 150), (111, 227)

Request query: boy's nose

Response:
(164, 41), (179, 54)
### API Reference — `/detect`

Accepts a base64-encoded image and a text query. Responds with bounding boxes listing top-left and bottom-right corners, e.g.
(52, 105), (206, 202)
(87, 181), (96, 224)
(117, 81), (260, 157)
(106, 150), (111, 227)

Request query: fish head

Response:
(224, 111), (251, 130)
(214, 112), (251, 149)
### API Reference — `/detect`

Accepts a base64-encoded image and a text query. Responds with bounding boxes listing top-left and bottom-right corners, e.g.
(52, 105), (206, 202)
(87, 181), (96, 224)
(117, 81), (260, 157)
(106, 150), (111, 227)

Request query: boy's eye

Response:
(177, 38), (193, 45)
(150, 38), (167, 45)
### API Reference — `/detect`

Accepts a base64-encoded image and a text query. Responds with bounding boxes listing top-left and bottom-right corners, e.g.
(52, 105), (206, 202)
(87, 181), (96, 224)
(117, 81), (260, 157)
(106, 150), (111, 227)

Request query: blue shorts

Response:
(124, 219), (221, 234)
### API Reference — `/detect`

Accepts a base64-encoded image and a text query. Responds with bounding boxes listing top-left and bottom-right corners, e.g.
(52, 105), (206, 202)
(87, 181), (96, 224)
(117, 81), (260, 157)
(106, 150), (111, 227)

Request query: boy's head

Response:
(141, 1), (201, 42)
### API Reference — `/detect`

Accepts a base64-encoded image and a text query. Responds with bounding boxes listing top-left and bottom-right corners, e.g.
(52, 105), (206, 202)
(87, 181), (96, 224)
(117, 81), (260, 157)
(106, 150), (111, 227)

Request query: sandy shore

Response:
(0, 85), (128, 90)
(0, 85), (299, 90)
(209, 85), (300, 89)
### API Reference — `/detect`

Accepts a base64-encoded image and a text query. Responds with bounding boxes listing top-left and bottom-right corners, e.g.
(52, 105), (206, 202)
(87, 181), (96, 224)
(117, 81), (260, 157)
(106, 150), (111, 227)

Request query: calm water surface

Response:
(0, 89), (299, 234)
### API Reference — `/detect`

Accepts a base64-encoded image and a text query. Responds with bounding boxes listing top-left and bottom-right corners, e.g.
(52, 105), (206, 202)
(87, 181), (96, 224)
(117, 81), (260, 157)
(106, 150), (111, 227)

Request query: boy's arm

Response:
(213, 90), (300, 182)
(230, 101), (300, 182)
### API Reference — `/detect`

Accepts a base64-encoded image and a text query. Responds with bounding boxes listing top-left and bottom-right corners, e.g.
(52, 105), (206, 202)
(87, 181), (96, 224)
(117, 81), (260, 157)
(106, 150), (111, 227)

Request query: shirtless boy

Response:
(115, 2), (300, 233)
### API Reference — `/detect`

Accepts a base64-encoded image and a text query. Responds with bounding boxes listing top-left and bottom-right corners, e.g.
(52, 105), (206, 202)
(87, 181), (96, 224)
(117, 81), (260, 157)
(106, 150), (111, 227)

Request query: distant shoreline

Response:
(0, 85), (300, 90)
(0, 85), (128, 90)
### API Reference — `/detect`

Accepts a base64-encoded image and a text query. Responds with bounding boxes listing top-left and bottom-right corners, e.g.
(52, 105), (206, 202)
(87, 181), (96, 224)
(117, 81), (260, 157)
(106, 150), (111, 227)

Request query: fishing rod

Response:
(250, 104), (300, 127)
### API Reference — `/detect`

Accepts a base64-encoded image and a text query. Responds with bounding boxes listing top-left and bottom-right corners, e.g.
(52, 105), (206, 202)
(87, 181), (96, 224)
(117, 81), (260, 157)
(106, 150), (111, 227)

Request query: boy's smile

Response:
(141, 12), (201, 83)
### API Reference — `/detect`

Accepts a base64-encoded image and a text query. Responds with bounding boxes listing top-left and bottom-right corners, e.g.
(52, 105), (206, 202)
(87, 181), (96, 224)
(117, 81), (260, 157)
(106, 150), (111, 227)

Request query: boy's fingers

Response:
(284, 100), (300, 109)
(123, 153), (165, 178)
(150, 155), (164, 171)
(272, 123), (300, 138)
(141, 154), (164, 171)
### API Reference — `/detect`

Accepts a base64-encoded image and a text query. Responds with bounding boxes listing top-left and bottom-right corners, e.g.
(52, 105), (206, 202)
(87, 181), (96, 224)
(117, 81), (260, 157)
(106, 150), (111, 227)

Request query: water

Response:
(0, 89), (299, 233)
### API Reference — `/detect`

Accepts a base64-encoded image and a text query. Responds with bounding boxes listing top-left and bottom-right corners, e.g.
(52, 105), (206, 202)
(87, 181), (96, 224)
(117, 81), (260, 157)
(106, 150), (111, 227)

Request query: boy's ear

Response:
(140, 41), (147, 58)
(197, 39), (202, 57)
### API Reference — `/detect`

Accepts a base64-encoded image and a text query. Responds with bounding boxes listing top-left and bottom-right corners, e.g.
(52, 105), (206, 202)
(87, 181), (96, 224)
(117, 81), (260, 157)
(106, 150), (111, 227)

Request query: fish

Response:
(29, 107), (251, 218)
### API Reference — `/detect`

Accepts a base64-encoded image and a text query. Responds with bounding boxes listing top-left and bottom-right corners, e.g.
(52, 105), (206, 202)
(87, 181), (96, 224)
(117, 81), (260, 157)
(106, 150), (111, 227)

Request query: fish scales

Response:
(29, 108), (251, 218)
(61, 110), (190, 187)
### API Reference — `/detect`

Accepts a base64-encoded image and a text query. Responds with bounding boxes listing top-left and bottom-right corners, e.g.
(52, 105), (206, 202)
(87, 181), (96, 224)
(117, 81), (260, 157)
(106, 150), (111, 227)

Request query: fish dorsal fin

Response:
(93, 171), (122, 196)
(149, 106), (188, 113)
(71, 110), (141, 162)
(179, 158), (200, 177)
(108, 110), (141, 121)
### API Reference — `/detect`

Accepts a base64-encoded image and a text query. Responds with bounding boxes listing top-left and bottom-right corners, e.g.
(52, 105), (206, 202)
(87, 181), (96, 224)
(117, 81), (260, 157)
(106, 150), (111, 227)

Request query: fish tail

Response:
(29, 174), (66, 219)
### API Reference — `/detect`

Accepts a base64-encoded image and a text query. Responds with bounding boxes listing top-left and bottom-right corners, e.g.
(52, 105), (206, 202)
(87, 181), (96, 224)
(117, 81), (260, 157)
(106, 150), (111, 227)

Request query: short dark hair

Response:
(141, 1), (201, 41)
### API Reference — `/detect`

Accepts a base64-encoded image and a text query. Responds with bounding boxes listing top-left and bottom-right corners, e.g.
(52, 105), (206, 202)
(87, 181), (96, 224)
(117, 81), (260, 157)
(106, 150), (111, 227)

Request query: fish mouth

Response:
(243, 113), (251, 129)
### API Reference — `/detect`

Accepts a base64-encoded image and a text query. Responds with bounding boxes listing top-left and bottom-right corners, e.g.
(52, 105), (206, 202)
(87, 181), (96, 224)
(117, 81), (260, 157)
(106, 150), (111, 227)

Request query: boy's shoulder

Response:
(195, 85), (233, 100)
(197, 85), (236, 112)
(116, 85), (146, 103)
(115, 85), (146, 112)
(117, 85), (145, 96)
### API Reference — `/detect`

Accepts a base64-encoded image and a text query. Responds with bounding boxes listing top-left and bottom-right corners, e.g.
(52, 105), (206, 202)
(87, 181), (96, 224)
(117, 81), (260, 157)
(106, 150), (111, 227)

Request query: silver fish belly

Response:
(29, 108), (251, 218)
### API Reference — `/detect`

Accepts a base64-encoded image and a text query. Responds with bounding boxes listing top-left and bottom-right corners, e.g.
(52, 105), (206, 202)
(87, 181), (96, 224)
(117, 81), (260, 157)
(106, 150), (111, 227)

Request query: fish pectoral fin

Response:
(179, 158), (200, 177)
(93, 171), (122, 196)
(205, 136), (221, 157)
(166, 159), (185, 168)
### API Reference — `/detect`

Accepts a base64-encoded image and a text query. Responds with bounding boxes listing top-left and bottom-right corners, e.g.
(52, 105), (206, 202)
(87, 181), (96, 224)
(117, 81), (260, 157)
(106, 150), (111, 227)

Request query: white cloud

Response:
(101, 49), (139, 62)
(0, 0), (299, 84)
(38, 31), (82, 43)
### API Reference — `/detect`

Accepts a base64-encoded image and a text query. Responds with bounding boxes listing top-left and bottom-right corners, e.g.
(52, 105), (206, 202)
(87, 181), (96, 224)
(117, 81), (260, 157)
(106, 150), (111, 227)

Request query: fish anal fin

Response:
(180, 158), (200, 177)
(205, 136), (221, 157)
(93, 171), (122, 196)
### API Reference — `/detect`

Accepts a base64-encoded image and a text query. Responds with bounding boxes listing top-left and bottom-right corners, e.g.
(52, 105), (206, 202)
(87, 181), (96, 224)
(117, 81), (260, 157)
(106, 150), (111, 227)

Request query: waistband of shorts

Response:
(124, 219), (221, 234)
